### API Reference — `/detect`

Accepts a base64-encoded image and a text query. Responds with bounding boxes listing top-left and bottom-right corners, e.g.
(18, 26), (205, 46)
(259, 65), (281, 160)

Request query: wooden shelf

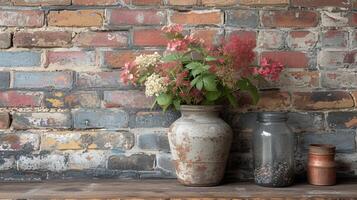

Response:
(1, 179), (357, 199)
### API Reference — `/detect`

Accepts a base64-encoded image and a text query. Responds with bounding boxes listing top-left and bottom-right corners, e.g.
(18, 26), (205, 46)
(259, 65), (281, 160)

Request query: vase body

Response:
(308, 144), (336, 186)
(253, 112), (295, 187)
(168, 105), (233, 186)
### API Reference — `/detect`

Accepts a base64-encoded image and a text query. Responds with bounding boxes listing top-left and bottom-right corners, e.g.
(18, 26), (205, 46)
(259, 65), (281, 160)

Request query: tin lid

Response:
(257, 112), (288, 122)
(309, 144), (336, 155)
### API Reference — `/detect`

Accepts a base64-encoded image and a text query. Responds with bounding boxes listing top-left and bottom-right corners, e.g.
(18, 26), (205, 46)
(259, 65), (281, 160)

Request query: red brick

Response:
(76, 72), (125, 88)
(133, 28), (168, 47)
(321, 30), (348, 48)
(44, 91), (100, 108)
(13, 31), (72, 48)
(257, 91), (290, 110)
(321, 11), (349, 27)
(287, 31), (318, 50)
(226, 30), (257, 45)
(260, 71), (319, 89)
(0, 112), (10, 129)
(351, 12), (357, 26)
(239, 0), (288, 6)
(132, 0), (162, 5)
(107, 9), (166, 26)
(72, 0), (120, 5)
(280, 71), (320, 89)
(258, 30), (284, 49)
(0, 0), (10, 5)
(170, 10), (223, 25)
(48, 10), (104, 27)
(45, 50), (96, 69)
(0, 133), (39, 151)
(261, 51), (309, 68)
(318, 51), (356, 69)
(0, 10), (44, 27)
(293, 91), (354, 110)
(12, 0), (71, 6)
(74, 32), (128, 47)
(202, 0), (238, 6)
(0, 32), (11, 49)
(167, 0), (197, 5)
(321, 71), (357, 89)
(352, 31), (357, 48)
(191, 29), (223, 46)
(64, 91), (101, 108)
(353, 0), (357, 9)
(291, 0), (349, 8)
(238, 91), (291, 111)
(262, 10), (318, 28)
(104, 91), (154, 108)
(102, 50), (159, 69)
(0, 91), (43, 107)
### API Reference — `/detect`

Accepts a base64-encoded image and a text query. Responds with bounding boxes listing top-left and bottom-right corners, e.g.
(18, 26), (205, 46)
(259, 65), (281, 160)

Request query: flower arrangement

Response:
(121, 24), (284, 110)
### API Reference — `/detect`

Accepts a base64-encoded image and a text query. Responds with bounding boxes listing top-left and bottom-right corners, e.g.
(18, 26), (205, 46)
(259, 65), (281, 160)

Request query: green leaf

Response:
(196, 79), (204, 90)
(205, 91), (221, 101)
(181, 55), (192, 63)
(226, 92), (238, 107)
(192, 68), (205, 77)
(173, 99), (181, 110)
(192, 75), (205, 91)
(185, 62), (203, 70)
(205, 56), (217, 62)
(191, 75), (202, 86)
(203, 74), (217, 91)
(162, 54), (180, 62)
(156, 93), (173, 107)
(150, 99), (157, 110)
(237, 78), (260, 104)
(138, 74), (148, 84)
(203, 65), (211, 70)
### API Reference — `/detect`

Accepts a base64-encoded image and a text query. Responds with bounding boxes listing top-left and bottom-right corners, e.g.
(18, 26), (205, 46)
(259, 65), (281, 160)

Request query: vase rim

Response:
(309, 144), (336, 155)
(180, 105), (223, 112)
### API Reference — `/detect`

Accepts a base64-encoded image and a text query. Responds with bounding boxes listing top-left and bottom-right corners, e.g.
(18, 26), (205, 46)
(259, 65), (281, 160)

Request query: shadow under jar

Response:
(253, 112), (295, 187)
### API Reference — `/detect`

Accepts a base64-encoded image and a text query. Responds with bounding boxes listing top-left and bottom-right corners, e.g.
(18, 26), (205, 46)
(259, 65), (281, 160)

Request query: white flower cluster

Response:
(135, 52), (161, 72)
(145, 73), (168, 97)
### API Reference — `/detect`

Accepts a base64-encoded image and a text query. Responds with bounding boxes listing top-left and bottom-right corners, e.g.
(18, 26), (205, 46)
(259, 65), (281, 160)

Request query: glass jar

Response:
(253, 112), (295, 187)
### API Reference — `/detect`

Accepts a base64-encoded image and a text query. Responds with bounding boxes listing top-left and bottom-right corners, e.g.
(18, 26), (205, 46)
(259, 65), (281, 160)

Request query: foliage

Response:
(121, 24), (284, 110)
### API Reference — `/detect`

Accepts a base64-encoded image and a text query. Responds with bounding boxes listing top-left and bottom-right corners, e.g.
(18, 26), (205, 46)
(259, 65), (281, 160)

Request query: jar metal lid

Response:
(257, 112), (288, 122)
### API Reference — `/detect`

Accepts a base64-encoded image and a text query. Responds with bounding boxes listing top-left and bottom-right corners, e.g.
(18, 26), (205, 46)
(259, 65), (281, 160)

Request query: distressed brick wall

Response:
(0, 0), (357, 181)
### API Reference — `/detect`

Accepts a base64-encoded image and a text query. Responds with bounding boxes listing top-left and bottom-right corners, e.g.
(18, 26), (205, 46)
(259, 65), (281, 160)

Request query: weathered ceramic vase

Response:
(168, 105), (233, 186)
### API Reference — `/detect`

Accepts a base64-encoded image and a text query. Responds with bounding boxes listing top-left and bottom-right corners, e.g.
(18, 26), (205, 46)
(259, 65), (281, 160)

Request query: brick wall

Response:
(0, 0), (357, 181)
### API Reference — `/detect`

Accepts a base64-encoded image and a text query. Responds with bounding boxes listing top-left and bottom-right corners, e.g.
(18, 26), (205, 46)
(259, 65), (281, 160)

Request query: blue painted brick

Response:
(12, 112), (72, 130)
(137, 130), (170, 152)
(156, 153), (175, 176)
(108, 154), (155, 171)
(229, 112), (325, 133)
(301, 131), (356, 153)
(0, 51), (41, 67)
(72, 109), (129, 130)
(13, 71), (73, 90)
(0, 72), (9, 89)
(327, 112), (357, 129)
(287, 112), (325, 133)
(133, 111), (180, 128)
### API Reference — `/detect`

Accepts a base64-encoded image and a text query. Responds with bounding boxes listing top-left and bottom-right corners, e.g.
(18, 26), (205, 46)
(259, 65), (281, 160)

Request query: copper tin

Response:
(307, 144), (336, 186)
